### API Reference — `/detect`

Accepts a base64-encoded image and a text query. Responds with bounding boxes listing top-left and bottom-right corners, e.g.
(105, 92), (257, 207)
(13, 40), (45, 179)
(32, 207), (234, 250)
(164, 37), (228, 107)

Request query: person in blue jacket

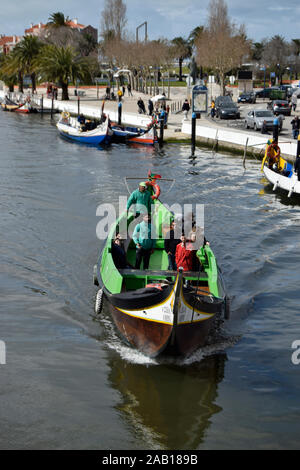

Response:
(127, 182), (152, 217)
(133, 214), (156, 269)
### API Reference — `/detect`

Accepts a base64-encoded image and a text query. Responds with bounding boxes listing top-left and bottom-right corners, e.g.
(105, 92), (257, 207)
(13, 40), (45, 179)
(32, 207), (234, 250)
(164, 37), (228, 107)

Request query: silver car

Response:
(244, 109), (283, 131)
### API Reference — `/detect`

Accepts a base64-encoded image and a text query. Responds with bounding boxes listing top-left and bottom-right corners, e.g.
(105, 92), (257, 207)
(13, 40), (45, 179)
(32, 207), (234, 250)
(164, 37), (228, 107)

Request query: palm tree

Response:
(47, 12), (70, 28)
(12, 35), (43, 92)
(37, 45), (88, 100)
(0, 54), (18, 92)
(0, 51), (24, 92)
(171, 37), (192, 81)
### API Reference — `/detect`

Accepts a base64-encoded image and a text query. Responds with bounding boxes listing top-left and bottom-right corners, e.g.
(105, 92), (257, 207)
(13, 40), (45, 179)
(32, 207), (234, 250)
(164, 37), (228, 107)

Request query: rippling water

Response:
(1, 111), (300, 450)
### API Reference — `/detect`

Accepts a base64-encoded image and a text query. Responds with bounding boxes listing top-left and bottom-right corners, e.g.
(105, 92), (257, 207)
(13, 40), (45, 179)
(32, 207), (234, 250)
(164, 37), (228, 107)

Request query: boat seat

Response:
(118, 268), (208, 281)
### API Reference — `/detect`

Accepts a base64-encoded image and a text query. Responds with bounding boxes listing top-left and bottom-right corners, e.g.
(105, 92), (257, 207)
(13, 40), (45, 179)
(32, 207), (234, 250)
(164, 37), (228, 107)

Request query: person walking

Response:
(291, 116), (300, 140)
(117, 89), (123, 102)
(133, 214), (156, 269)
(182, 99), (190, 120)
(291, 92), (298, 112)
(210, 100), (216, 118)
(127, 83), (132, 96)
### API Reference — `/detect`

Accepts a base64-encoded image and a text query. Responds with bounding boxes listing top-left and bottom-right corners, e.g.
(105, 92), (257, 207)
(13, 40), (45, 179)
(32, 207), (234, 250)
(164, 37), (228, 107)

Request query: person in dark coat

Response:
(111, 235), (129, 269)
(137, 98), (146, 114)
(294, 155), (300, 181)
(164, 221), (181, 271)
(148, 99), (154, 115)
(291, 116), (300, 140)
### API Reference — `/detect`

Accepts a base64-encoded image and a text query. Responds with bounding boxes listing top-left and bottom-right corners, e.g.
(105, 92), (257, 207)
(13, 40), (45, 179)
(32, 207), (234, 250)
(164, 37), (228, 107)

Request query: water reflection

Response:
(259, 178), (300, 207)
(108, 353), (226, 450)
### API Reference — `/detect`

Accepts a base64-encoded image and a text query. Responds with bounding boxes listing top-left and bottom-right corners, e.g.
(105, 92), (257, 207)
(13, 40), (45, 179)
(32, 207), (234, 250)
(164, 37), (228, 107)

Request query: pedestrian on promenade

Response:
(137, 98), (146, 114)
(291, 116), (300, 140)
(127, 83), (132, 96)
(117, 89), (123, 102)
(148, 99), (154, 116)
(210, 100), (216, 118)
(182, 99), (190, 120)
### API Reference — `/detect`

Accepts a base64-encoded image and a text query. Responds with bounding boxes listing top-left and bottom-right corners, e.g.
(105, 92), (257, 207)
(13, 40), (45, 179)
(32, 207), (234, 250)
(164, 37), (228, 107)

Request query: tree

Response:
(37, 45), (88, 100)
(47, 12), (70, 28)
(12, 35), (43, 92)
(100, 0), (127, 41)
(78, 32), (98, 57)
(0, 53), (18, 92)
(171, 37), (192, 81)
(261, 35), (290, 83)
(195, 0), (250, 95)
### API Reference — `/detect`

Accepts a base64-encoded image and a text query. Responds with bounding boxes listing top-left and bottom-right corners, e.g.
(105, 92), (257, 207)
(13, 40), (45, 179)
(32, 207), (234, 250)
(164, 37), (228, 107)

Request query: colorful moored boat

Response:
(93, 175), (229, 357)
(261, 137), (300, 197)
(57, 113), (113, 145)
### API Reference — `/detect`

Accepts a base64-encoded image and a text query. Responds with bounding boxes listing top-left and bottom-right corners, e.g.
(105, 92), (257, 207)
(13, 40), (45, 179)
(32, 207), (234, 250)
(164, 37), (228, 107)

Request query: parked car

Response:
(267, 99), (291, 116)
(244, 109), (283, 131)
(255, 87), (280, 98)
(237, 92), (256, 104)
(279, 84), (295, 98)
(215, 96), (240, 119)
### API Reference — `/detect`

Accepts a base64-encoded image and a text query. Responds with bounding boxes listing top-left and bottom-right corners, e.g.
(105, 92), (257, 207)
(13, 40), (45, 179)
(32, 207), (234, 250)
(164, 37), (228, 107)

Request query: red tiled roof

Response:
(66, 21), (85, 29)
(0, 35), (21, 46)
(25, 23), (46, 34)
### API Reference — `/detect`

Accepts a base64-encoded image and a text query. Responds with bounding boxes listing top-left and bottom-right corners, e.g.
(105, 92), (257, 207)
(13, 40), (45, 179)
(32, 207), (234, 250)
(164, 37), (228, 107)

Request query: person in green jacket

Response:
(133, 213), (156, 269)
(127, 182), (152, 217)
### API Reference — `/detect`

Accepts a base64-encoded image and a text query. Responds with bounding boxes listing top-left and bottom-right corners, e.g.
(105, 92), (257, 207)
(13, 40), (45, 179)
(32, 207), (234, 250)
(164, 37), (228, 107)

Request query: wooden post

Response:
(118, 101), (122, 125)
(273, 117), (279, 143)
(243, 137), (249, 169)
(50, 96), (54, 119)
(159, 115), (164, 146)
(191, 112), (196, 156)
(77, 96), (80, 115)
(41, 94), (44, 116)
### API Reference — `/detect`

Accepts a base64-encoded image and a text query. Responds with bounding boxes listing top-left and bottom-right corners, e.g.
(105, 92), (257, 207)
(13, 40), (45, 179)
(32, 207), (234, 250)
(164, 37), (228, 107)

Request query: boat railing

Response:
(118, 268), (208, 281)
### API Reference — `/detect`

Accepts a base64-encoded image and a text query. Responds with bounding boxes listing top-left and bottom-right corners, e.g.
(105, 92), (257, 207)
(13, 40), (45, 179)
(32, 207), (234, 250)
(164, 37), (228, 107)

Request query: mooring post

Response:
(243, 137), (249, 169)
(159, 115), (164, 146)
(41, 94), (44, 116)
(273, 117), (279, 143)
(118, 101), (122, 125)
(50, 96), (54, 119)
(77, 96), (80, 116)
(191, 112), (196, 156)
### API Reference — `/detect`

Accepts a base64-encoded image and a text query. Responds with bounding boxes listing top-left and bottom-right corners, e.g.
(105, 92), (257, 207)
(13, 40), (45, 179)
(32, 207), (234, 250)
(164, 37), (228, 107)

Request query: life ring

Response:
(61, 111), (70, 120)
(146, 283), (162, 290)
(151, 183), (161, 200)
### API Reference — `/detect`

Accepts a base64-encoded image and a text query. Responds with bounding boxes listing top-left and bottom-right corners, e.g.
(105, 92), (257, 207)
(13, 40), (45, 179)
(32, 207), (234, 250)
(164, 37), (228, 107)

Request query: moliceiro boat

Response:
(56, 112), (113, 145)
(261, 136), (300, 197)
(93, 174), (229, 358)
(110, 121), (158, 145)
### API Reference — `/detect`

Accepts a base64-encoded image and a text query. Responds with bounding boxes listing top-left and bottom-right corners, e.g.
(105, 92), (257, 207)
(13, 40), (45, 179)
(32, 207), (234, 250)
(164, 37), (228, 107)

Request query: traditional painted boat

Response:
(15, 101), (35, 114)
(56, 112), (113, 145)
(111, 122), (158, 145)
(1, 96), (21, 111)
(93, 174), (229, 358)
(261, 139), (300, 197)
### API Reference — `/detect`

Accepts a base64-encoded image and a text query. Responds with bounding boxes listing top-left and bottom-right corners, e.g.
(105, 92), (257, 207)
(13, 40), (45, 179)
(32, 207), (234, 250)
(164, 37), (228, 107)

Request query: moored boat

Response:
(56, 112), (113, 145)
(261, 137), (300, 197)
(93, 174), (229, 358)
(111, 121), (158, 145)
(1, 96), (21, 111)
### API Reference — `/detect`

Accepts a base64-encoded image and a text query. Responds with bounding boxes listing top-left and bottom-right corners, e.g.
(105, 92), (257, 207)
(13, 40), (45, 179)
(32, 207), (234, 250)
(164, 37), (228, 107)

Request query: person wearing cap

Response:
(127, 182), (152, 217)
(132, 213), (156, 269)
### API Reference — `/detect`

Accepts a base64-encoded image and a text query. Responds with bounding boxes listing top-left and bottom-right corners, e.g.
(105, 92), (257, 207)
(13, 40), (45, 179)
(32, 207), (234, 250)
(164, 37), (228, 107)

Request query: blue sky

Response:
(1, 0), (300, 42)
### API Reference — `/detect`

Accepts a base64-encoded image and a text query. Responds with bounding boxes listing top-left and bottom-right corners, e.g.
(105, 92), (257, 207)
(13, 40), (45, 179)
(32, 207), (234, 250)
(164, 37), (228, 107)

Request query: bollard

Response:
(191, 112), (197, 156)
(50, 96), (54, 119)
(118, 101), (122, 125)
(159, 117), (164, 146)
(273, 117), (279, 143)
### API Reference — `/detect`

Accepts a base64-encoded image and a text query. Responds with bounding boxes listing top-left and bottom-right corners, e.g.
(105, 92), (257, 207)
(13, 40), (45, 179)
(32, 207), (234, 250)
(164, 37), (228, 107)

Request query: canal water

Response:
(1, 110), (300, 450)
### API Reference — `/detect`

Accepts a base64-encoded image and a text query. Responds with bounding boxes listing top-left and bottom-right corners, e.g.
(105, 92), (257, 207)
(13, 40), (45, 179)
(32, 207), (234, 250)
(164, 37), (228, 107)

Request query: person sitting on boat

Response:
(164, 220), (181, 271)
(127, 182), (152, 217)
(132, 214), (156, 270)
(175, 235), (195, 272)
(78, 113), (85, 125)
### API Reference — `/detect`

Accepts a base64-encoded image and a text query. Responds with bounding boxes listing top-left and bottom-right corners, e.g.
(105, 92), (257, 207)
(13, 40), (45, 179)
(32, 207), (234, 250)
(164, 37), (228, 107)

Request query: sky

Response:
(1, 0), (300, 43)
